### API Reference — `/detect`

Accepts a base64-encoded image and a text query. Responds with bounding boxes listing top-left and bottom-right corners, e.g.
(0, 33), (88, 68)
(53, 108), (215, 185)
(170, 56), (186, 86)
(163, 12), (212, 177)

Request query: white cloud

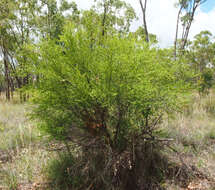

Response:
(73, 0), (93, 10)
(73, 0), (215, 48)
(144, 0), (178, 47)
(189, 7), (215, 39)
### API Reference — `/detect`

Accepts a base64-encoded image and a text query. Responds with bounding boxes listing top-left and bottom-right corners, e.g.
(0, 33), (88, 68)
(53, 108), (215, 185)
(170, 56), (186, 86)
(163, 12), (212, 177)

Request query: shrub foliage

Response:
(31, 23), (188, 143)
(30, 22), (191, 189)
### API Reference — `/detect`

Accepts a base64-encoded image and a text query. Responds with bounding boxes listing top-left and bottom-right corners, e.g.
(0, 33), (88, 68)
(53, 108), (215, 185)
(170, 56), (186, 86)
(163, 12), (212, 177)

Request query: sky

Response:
(201, 0), (215, 12)
(73, 0), (215, 48)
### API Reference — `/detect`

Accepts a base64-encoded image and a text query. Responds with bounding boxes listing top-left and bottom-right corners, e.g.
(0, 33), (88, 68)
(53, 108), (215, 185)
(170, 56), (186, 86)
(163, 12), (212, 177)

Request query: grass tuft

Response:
(44, 153), (83, 190)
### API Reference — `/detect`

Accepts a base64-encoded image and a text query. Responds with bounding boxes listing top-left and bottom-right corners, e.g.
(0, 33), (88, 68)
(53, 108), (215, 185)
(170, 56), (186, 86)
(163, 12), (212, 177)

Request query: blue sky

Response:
(201, 0), (215, 12)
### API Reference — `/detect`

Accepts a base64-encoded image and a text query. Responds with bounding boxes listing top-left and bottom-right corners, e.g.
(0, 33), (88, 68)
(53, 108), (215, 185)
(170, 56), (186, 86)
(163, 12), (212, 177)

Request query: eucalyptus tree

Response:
(190, 31), (214, 72)
(0, 0), (17, 100)
(186, 31), (215, 93)
(0, 0), (78, 101)
(174, 0), (207, 58)
(0, 0), (44, 100)
(37, 0), (78, 39)
(93, 0), (136, 37)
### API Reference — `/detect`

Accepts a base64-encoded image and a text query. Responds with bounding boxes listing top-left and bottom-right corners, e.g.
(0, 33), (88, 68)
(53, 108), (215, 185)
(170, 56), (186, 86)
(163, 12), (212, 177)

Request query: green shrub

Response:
(29, 21), (192, 189)
(30, 22), (190, 148)
(198, 69), (214, 95)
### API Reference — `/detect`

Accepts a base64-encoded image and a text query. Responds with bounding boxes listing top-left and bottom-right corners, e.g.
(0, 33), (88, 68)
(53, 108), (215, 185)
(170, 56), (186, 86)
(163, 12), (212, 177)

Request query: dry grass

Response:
(160, 92), (215, 189)
(0, 98), (54, 189)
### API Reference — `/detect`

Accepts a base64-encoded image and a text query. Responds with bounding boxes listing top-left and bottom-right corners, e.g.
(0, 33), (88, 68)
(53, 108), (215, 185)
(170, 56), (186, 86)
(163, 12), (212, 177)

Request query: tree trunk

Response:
(102, 0), (108, 37)
(174, 6), (183, 59)
(139, 0), (149, 43)
(180, 0), (205, 51)
(10, 77), (14, 99)
(3, 50), (10, 101)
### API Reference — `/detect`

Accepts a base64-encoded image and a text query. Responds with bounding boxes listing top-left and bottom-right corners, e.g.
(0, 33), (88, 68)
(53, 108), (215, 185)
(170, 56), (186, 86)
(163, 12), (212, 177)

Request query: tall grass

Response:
(0, 100), (53, 189)
(0, 101), (37, 151)
(163, 93), (215, 149)
(161, 91), (215, 182)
